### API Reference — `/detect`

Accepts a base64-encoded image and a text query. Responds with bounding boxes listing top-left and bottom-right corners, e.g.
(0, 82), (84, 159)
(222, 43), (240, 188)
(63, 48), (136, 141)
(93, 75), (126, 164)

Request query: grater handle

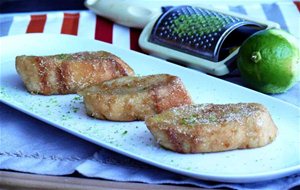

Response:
(85, 0), (160, 28)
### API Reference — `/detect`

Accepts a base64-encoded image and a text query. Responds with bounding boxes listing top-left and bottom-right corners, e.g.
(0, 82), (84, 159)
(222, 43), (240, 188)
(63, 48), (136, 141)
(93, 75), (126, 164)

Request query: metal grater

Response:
(139, 5), (279, 76)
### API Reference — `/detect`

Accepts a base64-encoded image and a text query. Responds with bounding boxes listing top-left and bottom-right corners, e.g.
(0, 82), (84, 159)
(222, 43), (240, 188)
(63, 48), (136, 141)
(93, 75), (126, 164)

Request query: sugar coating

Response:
(150, 103), (266, 127)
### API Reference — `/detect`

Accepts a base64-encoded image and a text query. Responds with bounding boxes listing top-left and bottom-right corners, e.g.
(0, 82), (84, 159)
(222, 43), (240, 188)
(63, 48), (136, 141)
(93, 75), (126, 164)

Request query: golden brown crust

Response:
(79, 74), (192, 121)
(15, 51), (134, 95)
(145, 103), (278, 153)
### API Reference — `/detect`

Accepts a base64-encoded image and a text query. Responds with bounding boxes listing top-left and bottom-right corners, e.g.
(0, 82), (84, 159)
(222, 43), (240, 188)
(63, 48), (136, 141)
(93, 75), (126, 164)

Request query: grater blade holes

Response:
(149, 6), (267, 62)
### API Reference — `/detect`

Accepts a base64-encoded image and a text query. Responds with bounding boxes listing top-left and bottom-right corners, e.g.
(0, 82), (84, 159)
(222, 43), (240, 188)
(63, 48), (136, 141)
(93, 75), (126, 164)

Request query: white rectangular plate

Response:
(0, 34), (299, 183)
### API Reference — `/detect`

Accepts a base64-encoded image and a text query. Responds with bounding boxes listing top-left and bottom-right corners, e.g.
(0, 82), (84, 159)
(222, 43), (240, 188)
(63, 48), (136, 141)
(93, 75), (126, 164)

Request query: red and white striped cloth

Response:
(1, 1), (299, 53)
(3, 11), (143, 52)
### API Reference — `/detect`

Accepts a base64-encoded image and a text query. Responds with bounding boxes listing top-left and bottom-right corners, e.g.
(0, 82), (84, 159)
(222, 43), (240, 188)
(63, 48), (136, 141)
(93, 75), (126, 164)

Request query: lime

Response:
(237, 29), (300, 94)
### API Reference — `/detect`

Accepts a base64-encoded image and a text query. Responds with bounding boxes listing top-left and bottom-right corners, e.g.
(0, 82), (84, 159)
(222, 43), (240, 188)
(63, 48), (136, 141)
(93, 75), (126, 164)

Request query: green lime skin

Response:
(237, 29), (300, 94)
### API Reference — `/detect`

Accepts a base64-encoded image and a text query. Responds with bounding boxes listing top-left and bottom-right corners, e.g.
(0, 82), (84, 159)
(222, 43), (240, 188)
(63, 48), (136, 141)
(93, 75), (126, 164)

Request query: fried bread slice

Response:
(145, 103), (277, 153)
(79, 74), (192, 121)
(16, 51), (134, 95)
